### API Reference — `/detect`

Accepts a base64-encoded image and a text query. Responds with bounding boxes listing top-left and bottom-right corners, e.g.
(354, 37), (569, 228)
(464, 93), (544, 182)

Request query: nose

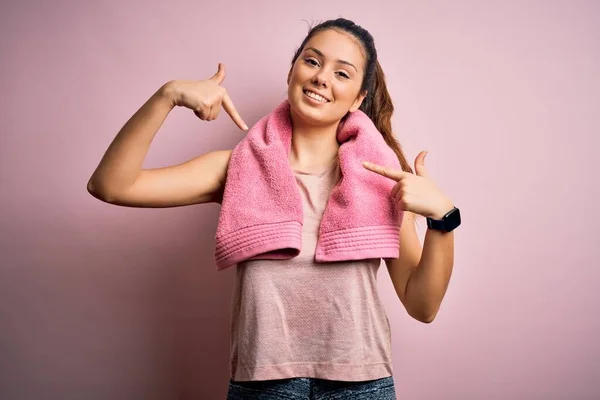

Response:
(312, 70), (329, 88)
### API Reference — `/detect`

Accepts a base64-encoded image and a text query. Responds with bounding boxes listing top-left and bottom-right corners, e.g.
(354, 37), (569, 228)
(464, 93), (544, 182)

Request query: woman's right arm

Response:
(87, 64), (247, 208)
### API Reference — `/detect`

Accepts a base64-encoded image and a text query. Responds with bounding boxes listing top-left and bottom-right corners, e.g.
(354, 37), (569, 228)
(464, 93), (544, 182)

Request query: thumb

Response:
(210, 63), (226, 85)
(414, 150), (430, 178)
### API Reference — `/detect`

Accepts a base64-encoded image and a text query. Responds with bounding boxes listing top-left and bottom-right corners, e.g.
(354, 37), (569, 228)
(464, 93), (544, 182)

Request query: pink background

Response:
(1, 0), (599, 399)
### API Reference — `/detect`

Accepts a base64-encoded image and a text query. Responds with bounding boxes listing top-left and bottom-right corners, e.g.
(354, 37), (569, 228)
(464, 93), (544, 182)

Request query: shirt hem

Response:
(231, 361), (393, 382)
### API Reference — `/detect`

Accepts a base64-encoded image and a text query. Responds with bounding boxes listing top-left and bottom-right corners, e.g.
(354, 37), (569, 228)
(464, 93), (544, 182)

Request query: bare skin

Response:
(87, 64), (244, 207)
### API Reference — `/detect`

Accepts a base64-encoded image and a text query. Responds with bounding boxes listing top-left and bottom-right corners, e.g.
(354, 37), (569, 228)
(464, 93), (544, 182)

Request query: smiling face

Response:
(287, 29), (367, 127)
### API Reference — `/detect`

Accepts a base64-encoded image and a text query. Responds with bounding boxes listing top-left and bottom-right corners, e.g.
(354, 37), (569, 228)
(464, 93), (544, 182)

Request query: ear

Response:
(286, 67), (293, 85)
(349, 90), (367, 113)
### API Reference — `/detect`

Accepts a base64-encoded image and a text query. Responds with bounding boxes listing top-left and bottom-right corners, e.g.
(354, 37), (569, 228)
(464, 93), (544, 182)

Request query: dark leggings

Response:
(227, 375), (396, 399)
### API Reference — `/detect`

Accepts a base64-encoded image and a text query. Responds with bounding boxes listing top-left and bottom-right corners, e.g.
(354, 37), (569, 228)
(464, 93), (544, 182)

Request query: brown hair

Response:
(291, 18), (413, 174)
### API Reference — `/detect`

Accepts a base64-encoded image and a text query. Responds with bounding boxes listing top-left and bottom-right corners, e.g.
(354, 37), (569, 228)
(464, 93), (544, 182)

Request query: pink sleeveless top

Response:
(229, 159), (394, 382)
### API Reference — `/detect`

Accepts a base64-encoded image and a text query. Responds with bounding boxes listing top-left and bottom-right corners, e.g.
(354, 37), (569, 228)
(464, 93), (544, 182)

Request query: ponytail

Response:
(360, 60), (413, 174)
(362, 61), (423, 224)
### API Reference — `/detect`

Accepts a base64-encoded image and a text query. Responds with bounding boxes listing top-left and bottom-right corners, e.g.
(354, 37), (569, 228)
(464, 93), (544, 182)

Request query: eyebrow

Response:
(305, 47), (358, 72)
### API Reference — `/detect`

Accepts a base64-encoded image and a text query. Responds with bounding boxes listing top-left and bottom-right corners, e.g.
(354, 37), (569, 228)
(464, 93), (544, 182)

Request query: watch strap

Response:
(426, 206), (461, 232)
(426, 216), (446, 231)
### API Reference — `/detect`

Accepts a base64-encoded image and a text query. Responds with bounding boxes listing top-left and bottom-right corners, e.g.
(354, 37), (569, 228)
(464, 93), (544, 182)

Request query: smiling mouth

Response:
(303, 89), (330, 103)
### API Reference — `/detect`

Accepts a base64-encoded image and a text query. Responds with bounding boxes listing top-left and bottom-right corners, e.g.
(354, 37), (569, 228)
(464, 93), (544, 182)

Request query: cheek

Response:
(289, 64), (304, 82)
(289, 64), (301, 82)
(333, 83), (361, 103)
(292, 63), (319, 85)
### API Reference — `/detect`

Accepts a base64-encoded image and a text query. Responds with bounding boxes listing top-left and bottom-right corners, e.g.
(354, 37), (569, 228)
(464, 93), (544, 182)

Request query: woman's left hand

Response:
(363, 150), (454, 220)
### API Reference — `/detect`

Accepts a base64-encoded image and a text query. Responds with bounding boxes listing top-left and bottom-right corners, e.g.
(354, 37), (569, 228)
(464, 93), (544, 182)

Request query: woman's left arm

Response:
(363, 151), (457, 323)
(388, 210), (455, 323)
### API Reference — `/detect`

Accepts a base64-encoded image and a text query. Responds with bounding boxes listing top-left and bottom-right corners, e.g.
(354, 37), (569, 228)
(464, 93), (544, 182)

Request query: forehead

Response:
(303, 29), (366, 70)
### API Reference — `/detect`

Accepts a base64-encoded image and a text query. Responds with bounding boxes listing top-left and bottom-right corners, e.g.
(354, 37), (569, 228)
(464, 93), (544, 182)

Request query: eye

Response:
(336, 71), (350, 79)
(304, 58), (320, 66)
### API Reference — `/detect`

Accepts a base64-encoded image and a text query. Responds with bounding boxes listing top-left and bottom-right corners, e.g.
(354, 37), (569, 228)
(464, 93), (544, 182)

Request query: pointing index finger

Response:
(363, 161), (406, 181)
(222, 92), (249, 131)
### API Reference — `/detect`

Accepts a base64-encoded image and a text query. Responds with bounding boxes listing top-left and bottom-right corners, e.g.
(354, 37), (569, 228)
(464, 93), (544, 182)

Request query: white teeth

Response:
(304, 90), (328, 103)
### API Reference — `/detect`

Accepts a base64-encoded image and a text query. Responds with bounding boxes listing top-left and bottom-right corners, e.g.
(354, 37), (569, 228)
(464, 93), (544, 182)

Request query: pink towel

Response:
(214, 100), (403, 271)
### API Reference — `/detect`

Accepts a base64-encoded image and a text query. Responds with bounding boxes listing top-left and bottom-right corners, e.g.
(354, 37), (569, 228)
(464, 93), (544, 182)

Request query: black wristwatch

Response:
(426, 206), (461, 232)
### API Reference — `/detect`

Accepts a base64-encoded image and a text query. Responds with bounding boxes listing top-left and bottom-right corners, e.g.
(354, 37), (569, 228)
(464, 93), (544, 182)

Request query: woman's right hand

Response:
(167, 63), (248, 131)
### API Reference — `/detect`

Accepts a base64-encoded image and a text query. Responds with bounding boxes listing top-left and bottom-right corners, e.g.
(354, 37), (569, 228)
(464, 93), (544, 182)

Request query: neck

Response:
(289, 115), (340, 173)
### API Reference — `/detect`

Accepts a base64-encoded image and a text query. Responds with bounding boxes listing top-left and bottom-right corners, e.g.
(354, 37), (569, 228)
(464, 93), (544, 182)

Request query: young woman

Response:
(88, 18), (458, 400)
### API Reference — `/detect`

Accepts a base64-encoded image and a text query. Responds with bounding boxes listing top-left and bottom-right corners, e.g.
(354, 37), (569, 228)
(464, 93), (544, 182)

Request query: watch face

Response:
(445, 208), (461, 229)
